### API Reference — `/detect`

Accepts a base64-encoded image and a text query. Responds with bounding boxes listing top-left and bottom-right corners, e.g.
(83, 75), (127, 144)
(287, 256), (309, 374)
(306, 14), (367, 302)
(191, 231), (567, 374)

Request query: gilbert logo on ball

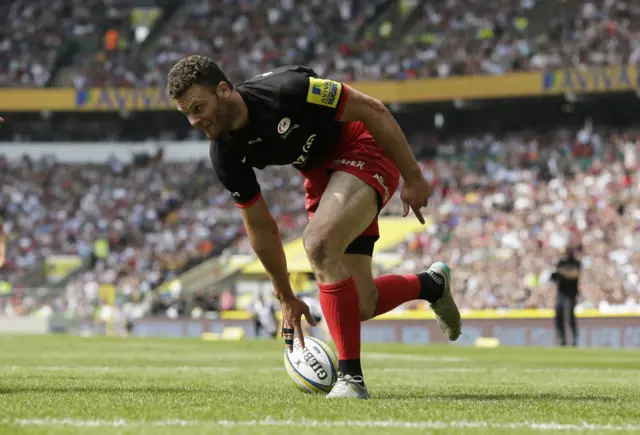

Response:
(284, 336), (338, 394)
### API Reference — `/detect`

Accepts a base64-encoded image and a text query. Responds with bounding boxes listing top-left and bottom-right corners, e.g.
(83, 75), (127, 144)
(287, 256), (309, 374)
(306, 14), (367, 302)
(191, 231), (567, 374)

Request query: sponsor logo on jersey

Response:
(373, 173), (390, 203)
(332, 159), (364, 170)
(277, 117), (291, 134)
(231, 191), (241, 198)
(292, 134), (317, 169)
(306, 78), (342, 108)
(281, 124), (299, 139)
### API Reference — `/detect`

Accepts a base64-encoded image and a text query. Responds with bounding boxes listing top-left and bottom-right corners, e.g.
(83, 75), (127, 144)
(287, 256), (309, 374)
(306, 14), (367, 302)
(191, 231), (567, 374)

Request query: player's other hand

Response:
(280, 294), (316, 352)
(401, 175), (432, 224)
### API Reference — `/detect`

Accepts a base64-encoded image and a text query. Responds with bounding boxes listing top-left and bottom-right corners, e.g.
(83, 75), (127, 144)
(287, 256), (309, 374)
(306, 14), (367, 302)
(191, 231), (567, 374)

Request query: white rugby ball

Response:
(284, 336), (338, 394)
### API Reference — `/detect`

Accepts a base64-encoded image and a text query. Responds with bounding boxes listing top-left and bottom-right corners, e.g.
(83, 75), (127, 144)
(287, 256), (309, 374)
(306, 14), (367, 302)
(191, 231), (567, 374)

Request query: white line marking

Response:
(3, 365), (638, 375)
(22, 352), (281, 362)
(2, 418), (638, 432)
(362, 352), (468, 362)
(382, 368), (488, 373)
(381, 367), (640, 374)
(2, 365), (283, 373)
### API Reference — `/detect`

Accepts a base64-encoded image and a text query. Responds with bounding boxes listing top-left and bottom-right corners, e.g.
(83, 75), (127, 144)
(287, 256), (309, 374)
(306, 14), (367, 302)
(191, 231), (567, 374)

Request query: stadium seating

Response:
(0, 152), (308, 317)
(48, 0), (640, 86)
(1, 0), (640, 321)
(5, 0), (640, 88)
(0, 0), (139, 88)
(0, 0), (66, 87)
(390, 141), (639, 311)
(2, 123), (638, 318)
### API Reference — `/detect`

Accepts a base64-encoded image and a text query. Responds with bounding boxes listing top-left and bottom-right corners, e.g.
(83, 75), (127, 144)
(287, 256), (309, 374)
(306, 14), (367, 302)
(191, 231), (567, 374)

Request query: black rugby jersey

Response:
(553, 257), (581, 298)
(210, 65), (349, 206)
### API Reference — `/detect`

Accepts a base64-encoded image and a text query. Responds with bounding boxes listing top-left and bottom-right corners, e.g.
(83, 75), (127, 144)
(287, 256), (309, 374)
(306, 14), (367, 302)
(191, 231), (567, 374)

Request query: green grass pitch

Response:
(1, 335), (639, 435)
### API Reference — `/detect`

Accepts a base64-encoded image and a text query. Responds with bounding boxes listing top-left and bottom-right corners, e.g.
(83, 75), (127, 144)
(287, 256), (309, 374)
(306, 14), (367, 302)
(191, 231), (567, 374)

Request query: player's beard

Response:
(204, 100), (233, 140)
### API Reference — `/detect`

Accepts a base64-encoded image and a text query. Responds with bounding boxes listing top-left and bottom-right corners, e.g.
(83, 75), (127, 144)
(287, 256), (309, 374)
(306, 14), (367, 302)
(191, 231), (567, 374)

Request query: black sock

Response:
(416, 271), (444, 303)
(338, 359), (365, 386)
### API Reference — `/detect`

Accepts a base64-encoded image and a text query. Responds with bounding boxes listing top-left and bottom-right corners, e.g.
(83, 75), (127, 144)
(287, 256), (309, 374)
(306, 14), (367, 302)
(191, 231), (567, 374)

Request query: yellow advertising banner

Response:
(540, 64), (640, 95)
(350, 71), (542, 103)
(74, 87), (174, 111)
(352, 65), (640, 103)
(0, 87), (173, 112)
(0, 65), (637, 111)
(0, 89), (76, 111)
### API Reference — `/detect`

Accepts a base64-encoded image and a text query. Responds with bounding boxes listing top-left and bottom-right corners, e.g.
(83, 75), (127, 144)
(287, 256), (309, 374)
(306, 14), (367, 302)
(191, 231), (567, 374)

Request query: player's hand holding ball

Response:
(279, 293), (316, 352)
(401, 173), (433, 224)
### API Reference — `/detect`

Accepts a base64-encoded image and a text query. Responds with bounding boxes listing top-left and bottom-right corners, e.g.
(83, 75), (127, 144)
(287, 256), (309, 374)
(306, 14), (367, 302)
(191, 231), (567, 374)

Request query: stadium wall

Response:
(0, 141), (208, 162)
(40, 313), (640, 349)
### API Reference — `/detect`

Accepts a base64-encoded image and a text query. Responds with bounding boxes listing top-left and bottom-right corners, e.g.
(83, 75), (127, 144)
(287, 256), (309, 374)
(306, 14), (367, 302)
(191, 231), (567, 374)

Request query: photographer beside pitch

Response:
(552, 246), (582, 347)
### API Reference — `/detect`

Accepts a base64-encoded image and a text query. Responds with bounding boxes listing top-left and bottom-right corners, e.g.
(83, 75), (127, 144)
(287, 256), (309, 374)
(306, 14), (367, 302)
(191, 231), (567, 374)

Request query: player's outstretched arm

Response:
(337, 88), (422, 183)
(239, 196), (293, 300)
(337, 87), (432, 223)
(239, 196), (315, 350)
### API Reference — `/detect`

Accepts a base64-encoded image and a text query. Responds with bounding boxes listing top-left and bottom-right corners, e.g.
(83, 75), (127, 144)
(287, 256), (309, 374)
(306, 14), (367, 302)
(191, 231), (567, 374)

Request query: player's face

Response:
(175, 83), (233, 140)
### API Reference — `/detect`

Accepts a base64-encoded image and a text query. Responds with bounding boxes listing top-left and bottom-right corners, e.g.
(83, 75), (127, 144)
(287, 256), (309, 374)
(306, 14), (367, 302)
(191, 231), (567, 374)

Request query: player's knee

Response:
(358, 287), (378, 321)
(303, 229), (339, 270)
(359, 305), (372, 321)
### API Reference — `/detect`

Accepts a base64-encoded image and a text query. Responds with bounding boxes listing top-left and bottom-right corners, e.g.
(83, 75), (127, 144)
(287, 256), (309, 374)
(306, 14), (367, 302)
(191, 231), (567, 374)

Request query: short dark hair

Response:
(165, 55), (232, 100)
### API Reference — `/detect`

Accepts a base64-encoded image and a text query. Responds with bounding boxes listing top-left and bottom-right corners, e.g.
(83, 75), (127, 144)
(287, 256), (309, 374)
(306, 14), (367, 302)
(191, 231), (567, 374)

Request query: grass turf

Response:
(0, 335), (639, 435)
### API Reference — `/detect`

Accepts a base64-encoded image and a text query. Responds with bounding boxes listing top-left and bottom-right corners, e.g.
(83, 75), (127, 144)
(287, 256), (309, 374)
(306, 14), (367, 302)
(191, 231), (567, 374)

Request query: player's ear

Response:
(216, 81), (232, 99)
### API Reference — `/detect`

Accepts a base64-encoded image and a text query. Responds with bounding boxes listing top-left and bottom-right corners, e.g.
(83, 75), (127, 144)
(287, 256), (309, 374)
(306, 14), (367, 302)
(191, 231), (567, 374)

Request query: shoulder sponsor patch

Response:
(306, 78), (342, 108)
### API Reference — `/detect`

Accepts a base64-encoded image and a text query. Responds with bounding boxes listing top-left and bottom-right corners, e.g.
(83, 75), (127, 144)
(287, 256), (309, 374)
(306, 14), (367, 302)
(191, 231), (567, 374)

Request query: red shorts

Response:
(300, 121), (400, 240)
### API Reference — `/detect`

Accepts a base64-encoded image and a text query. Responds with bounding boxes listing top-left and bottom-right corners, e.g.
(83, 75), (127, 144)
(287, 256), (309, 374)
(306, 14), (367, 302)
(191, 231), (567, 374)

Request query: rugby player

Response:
(166, 56), (461, 399)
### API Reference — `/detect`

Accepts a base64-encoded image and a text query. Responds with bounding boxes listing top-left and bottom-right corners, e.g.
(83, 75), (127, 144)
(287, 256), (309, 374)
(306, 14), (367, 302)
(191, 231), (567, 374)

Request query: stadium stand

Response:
(390, 131), (640, 311)
(326, 0), (640, 80)
(0, 152), (308, 314)
(0, 0), (70, 87)
(0, 0), (639, 325)
(4, 0), (640, 89)
(2, 121), (638, 319)
(51, 0), (640, 85)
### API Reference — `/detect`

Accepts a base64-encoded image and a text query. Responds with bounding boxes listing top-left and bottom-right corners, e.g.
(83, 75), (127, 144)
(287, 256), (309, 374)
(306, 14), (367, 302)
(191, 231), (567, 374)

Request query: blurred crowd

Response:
(4, 0), (640, 87)
(2, 0), (640, 320)
(2, 119), (639, 319)
(0, 147), (307, 318)
(0, 0), (135, 87)
(389, 122), (640, 311)
(334, 0), (640, 81)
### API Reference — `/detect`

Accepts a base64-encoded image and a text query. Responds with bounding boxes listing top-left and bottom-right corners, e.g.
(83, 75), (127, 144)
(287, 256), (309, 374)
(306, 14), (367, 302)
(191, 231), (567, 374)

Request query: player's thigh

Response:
(344, 253), (378, 320)
(303, 170), (379, 260)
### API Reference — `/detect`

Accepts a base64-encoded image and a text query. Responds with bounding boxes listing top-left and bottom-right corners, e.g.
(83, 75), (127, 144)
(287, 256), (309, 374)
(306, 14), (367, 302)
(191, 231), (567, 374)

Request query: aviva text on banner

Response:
(0, 66), (639, 111)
